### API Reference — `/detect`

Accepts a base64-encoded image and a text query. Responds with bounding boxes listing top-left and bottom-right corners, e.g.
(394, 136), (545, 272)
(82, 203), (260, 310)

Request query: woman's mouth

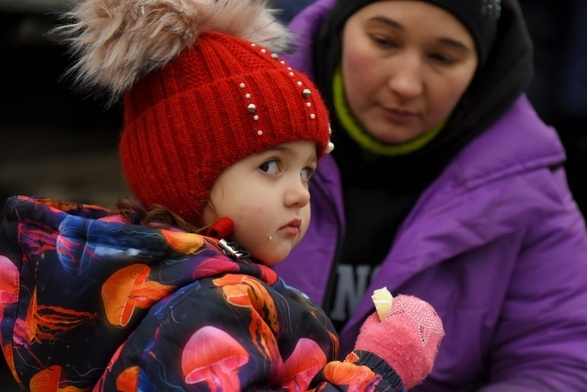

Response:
(380, 106), (418, 124)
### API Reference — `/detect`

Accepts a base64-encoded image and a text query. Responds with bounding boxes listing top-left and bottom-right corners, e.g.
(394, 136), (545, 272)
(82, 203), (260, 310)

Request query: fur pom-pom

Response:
(57, 0), (291, 104)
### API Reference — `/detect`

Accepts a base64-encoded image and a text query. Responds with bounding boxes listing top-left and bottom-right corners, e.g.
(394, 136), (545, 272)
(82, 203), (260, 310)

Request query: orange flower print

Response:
(29, 365), (86, 392)
(161, 230), (204, 254)
(322, 361), (378, 390)
(0, 256), (18, 319)
(30, 366), (61, 392)
(283, 338), (327, 391)
(101, 264), (174, 327)
(13, 288), (94, 346)
(115, 366), (140, 392)
(182, 326), (250, 390)
(215, 275), (281, 365)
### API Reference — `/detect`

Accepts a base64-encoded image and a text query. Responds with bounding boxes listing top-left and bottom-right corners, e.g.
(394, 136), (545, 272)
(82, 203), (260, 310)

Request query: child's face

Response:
(203, 141), (318, 266)
(341, 0), (478, 143)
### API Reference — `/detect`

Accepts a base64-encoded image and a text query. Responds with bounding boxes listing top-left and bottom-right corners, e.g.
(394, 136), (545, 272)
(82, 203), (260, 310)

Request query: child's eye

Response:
(259, 159), (279, 174)
(300, 167), (314, 182)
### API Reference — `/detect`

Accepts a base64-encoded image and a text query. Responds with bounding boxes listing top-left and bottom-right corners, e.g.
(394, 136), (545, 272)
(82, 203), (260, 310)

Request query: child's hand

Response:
(353, 294), (444, 389)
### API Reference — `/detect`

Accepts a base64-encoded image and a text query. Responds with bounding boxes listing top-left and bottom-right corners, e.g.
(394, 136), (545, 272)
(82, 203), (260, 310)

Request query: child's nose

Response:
(285, 181), (310, 208)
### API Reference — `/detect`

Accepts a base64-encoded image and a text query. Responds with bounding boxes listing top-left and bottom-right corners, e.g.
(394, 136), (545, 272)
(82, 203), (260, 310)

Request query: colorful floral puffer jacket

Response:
(0, 196), (404, 392)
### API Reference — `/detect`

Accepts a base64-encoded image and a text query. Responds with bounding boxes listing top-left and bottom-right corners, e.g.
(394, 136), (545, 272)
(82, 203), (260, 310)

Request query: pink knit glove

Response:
(353, 295), (444, 389)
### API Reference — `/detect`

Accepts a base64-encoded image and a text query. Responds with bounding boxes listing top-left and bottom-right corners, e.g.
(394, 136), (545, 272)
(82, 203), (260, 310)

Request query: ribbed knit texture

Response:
(119, 32), (330, 225)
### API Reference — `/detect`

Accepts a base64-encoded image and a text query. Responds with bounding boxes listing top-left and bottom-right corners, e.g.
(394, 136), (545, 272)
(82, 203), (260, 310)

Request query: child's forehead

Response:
(255, 141), (320, 158)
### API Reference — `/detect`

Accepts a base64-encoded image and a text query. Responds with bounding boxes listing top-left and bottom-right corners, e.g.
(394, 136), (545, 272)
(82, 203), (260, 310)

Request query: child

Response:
(0, 0), (443, 391)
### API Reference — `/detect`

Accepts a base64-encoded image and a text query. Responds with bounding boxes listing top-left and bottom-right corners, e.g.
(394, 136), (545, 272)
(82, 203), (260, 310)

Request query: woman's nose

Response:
(387, 56), (424, 98)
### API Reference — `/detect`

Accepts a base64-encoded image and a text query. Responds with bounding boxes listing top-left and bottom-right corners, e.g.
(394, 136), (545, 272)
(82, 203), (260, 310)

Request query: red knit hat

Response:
(62, 0), (331, 225)
(120, 31), (330, 224)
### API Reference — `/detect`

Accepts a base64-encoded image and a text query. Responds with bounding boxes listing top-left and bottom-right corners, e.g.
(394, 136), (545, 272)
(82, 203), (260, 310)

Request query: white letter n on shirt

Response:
(330, 264), (373, 321)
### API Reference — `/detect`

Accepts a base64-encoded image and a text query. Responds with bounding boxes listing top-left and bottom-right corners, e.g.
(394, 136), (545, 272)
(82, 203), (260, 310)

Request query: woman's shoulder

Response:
(447, 95), (565, 189)
(410, 97), (577, 235)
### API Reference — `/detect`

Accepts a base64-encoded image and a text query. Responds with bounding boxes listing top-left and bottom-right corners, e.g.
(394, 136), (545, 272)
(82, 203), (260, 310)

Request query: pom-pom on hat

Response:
(60, 0), (331, 226)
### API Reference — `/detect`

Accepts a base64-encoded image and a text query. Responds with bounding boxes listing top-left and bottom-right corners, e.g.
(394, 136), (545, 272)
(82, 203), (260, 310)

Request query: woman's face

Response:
(341, 0), (478, 143)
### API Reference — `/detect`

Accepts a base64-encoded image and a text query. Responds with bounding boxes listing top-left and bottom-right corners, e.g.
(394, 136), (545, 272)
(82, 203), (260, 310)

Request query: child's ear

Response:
(206, 217), (235, 240)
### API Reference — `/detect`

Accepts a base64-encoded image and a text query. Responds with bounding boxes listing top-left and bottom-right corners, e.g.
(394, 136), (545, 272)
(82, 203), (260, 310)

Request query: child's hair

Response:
(115, 198), (205, 234)
(60, 0), (332, 229)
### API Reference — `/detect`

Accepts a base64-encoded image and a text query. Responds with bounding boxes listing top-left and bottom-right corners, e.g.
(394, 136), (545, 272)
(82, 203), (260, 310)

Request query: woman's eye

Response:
(430, 53), (457, 65)
(370, 34), (396, 48)
(259, 159), (279, 174)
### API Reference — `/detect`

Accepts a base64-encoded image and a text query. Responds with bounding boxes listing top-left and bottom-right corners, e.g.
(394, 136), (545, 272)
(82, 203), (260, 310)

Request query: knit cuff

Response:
(352, 350), (406, 392)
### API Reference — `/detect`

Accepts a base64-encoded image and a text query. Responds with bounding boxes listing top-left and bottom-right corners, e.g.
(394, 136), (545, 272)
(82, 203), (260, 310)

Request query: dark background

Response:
(1, 1), (585, 390)
(1, 4), (125, 390)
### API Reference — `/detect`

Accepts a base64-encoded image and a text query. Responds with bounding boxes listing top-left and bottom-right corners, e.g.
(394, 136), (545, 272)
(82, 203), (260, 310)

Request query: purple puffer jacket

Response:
(275, 0), (587, 390)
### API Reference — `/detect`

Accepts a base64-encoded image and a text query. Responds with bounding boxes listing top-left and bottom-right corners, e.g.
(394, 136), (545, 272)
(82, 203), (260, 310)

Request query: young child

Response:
(0, 0), (443, 391)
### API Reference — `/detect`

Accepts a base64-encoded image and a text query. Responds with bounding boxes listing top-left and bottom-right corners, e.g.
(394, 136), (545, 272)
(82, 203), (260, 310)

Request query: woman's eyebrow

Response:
(368, 16), (403, 30)
(368, 16), (473, 52)
(437, 37), (473, 52)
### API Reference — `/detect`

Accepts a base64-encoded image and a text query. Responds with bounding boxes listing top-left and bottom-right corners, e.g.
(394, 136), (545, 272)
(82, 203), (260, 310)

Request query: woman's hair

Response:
(115, 197), (207, 234)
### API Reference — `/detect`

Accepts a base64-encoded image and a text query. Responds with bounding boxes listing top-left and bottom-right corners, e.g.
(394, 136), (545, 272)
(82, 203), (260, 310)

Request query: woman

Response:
(275, 0), (587, 390)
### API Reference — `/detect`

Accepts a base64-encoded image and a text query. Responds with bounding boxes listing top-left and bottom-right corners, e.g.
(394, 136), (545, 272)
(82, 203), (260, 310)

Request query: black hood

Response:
(313, 0), (534, 186)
